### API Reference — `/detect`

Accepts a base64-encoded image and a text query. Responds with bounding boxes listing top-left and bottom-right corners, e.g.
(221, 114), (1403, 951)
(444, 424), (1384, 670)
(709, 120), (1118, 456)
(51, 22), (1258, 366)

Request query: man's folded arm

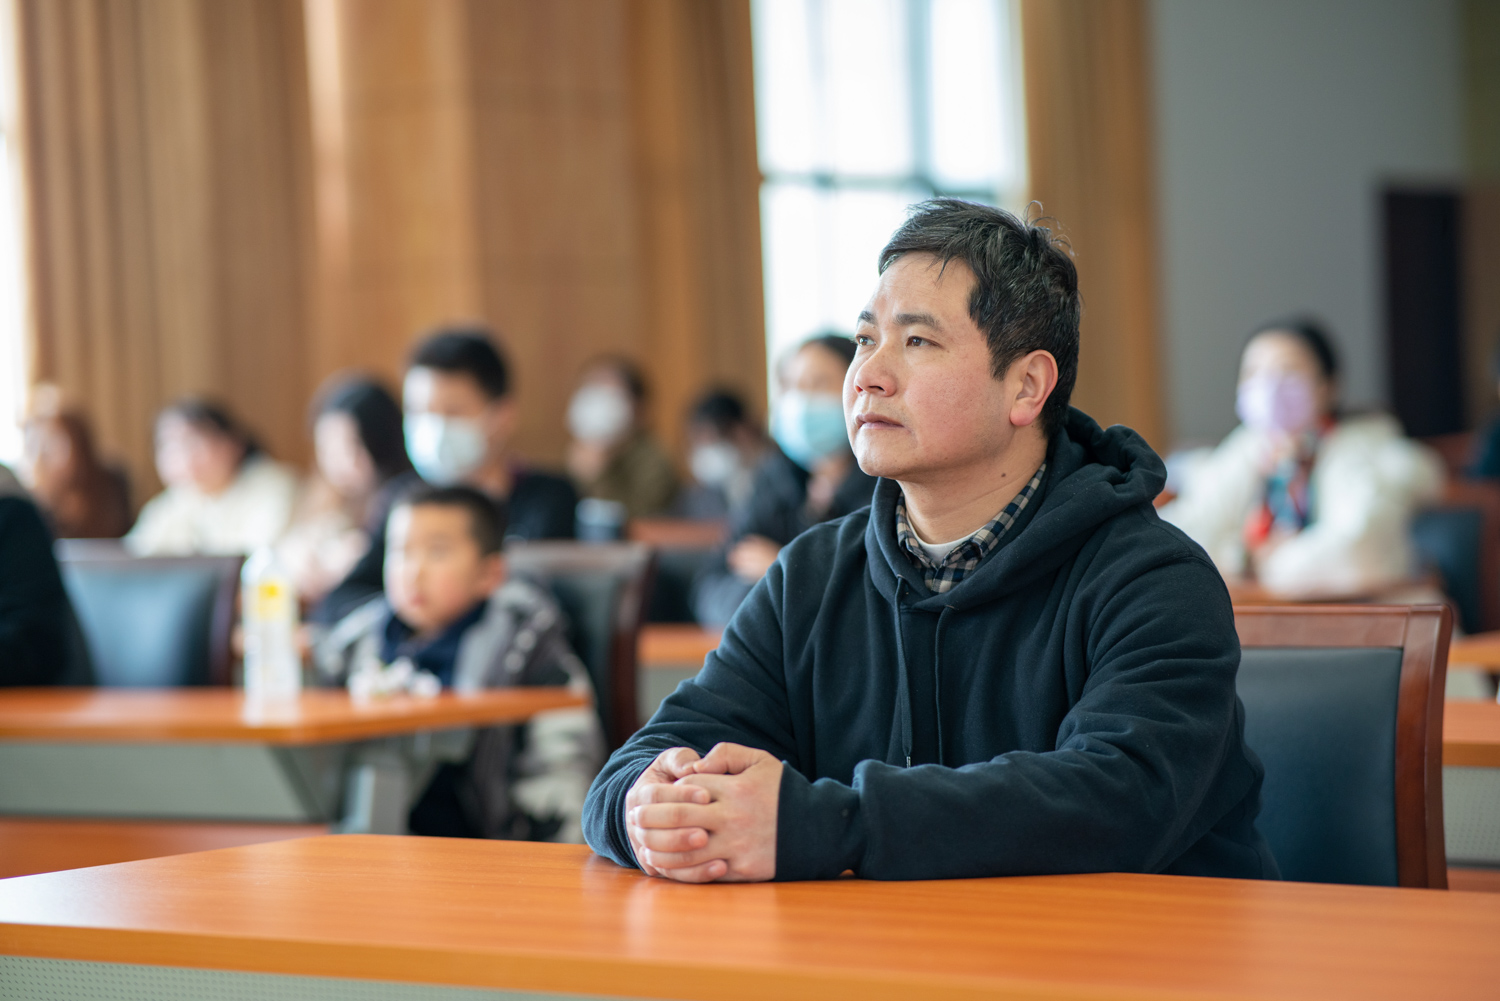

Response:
(778, 558), (1252, 881)
(582, 563), (796, 867)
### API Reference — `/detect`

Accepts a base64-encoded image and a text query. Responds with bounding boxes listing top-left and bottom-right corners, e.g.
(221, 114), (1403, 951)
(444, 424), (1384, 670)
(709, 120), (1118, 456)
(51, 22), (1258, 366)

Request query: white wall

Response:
(1152, 0), (1464, 445)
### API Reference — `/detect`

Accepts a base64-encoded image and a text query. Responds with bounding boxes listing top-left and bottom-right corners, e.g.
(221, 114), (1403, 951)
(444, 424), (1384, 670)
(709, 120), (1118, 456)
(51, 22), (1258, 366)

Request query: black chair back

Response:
(1234, 604), (1450, 888)
(506, 541), (656, 750)
(55, 541), (242, 687)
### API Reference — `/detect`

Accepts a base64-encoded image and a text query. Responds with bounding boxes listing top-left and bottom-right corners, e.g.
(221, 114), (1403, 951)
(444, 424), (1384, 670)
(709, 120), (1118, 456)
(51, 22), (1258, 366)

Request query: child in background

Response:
(314, 485), (601, 842)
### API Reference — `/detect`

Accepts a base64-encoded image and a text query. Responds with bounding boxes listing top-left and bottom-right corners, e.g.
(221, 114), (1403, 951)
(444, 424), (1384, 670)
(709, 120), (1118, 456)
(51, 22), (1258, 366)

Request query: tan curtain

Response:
(18, 0), (765, 492)
(17, 0), (314, 501)
(303, 0), (765, 466)
(1021, 0), (1164, 447)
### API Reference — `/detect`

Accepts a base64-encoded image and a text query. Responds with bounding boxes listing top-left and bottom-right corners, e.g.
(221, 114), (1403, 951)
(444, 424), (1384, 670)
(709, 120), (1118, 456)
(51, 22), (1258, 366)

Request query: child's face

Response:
(384, 504), (505, 635)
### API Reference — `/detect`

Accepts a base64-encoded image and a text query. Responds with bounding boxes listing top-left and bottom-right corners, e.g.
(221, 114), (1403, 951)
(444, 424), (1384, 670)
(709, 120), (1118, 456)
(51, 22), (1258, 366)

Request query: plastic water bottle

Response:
(241, 547), (302, 702)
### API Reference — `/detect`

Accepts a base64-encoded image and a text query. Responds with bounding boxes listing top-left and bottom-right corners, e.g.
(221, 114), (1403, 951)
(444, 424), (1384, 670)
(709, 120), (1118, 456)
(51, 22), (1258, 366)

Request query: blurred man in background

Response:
(692, 334), (876, 627)
(566, 356), (678, 520)
(675, 388), (767, 521)
(314, 327), (576, 624)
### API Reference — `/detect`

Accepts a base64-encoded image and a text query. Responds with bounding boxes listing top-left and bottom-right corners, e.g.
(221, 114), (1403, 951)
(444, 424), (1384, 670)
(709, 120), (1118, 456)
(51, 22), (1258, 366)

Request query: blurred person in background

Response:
(565, 357), (678, 519)
(126, 399), (298, 556)
(20, 385), (131, 538)
(1160, 318), (1442, 598)
(278, 375), (417, 604)
(1467, 337), (1500, 479)
(692, 334), (876, 626)
(674, 388), (767, 521)
(314, 326), (577, 624)
(0, 463), (88, 685)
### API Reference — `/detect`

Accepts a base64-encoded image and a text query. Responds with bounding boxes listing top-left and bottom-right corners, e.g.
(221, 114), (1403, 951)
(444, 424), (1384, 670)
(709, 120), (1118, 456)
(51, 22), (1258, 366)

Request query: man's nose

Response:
(852, 338), (897, 397)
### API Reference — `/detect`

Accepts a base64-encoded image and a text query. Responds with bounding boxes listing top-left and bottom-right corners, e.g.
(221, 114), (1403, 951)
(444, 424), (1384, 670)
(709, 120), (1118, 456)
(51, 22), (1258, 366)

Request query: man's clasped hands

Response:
(624, 742), (782, 883)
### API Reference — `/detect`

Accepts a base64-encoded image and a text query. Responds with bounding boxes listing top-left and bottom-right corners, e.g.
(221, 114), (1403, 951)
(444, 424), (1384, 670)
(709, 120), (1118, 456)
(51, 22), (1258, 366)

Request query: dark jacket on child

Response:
(586, 408), (1277, 881)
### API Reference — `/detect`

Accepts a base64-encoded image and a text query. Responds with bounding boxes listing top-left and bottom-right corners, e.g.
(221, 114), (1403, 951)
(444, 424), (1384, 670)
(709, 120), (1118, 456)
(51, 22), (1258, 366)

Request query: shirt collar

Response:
(895, 463), (1046, 595)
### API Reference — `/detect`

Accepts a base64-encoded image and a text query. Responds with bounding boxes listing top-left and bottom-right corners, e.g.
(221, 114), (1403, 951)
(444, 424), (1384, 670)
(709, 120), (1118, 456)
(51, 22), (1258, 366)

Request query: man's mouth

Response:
(854, 413), (905, 431)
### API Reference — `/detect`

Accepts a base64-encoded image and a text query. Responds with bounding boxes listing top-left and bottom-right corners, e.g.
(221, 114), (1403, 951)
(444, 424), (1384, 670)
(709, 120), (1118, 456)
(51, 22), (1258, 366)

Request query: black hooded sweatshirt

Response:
(584, 409), (1277, 881)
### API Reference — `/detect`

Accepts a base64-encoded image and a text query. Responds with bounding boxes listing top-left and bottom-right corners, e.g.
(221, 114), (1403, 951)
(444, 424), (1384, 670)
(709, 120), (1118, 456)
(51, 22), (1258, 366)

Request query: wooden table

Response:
(1443, 701), (1500, 867)
(2, 836), (1499, 1000)
(0, 688), (585, 835)
(0, 687), (583, 744)
(1445, 700), (1500, 768)
(638, 623), (721, 669)
(1449, 630), (1500, 671)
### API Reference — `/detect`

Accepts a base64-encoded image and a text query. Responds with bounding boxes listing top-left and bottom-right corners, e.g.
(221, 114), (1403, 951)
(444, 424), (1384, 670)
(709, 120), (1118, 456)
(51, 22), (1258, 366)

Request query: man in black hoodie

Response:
(584, 199), (1276, 883)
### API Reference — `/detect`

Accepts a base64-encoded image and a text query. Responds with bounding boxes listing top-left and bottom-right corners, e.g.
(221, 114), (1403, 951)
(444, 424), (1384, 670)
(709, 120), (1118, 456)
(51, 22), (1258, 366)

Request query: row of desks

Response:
(1, 634), (1499, 996)
(2, 684), (1498, 767)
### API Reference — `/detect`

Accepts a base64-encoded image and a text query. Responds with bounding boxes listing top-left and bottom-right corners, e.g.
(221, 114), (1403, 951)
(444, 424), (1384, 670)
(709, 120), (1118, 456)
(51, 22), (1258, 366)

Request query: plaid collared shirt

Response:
(895, 464), (1046, 594)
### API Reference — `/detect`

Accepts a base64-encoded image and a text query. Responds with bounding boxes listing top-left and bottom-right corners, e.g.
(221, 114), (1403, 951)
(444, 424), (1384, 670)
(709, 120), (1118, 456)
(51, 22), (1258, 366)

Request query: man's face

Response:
(384, 503), (504, 635)
(402, 367), (516, 455)
(845, 254), (1023, 481)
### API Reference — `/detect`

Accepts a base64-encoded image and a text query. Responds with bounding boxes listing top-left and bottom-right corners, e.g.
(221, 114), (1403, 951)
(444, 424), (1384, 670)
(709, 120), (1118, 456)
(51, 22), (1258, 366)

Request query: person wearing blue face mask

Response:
(1160, 318), (1442, 598)
(312, 327), (577, 625)
(691, 334), (876, 626)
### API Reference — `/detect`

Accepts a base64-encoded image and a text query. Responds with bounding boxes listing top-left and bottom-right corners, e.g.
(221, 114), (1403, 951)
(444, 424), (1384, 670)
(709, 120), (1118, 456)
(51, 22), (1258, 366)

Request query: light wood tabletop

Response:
(0, 688), (587, 745)
(638, 624), (721, 668)
(1449, 631), (1500, 670)
(2, 836), (1499, 1000)
(1445, 700), (1500, 767)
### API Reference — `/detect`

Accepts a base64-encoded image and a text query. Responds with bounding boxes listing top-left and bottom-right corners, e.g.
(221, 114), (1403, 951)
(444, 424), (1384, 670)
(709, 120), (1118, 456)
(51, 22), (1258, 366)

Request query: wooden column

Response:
(17, 0), (313, 497)
(1020, 0), (1164, 447)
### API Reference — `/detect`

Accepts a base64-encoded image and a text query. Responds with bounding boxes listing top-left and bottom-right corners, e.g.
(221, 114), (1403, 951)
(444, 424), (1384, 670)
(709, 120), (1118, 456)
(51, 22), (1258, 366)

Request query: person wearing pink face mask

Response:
(1160, 319), (1443, 598)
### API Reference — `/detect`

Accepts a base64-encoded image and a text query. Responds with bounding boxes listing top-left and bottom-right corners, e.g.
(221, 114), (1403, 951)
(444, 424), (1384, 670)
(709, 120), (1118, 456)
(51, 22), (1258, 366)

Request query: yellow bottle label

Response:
(254, 580), (292, 621)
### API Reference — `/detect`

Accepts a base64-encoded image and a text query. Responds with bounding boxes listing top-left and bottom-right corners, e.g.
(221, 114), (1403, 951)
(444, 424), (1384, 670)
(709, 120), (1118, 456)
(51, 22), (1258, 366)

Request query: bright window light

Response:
(752, 0), (1027, 379)
(0, 0), (26, 466)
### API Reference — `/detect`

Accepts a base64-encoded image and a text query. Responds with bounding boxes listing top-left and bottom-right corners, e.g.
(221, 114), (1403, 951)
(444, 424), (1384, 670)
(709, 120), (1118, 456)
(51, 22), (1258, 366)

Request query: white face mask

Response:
(403, 413), (487, 486)
(567, 384), (634, 444)
(690, 442), (740, 487)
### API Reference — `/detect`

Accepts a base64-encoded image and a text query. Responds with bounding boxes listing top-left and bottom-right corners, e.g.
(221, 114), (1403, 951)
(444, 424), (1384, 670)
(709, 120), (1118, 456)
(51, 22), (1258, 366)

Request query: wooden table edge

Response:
(1444, 743), (1500, 769)
(0, 923), (1111, 1001)
(0, 691), (589, 745)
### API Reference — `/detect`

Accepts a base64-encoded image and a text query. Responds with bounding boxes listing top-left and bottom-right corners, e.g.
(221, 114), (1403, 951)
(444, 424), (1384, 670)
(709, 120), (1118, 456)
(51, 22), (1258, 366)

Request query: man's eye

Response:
(908, 336), (929, 347)
(855, 334), (873, 346)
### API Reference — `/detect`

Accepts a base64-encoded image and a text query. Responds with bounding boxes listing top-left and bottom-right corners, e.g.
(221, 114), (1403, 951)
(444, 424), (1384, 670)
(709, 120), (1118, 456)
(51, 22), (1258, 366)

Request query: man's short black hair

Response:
(1246, 317), (1340, 382)
(392, 484), (507, 555)
(690, 388), (748, 435)
(408, 326), (511, 399)
(877, 198), (1081, 437)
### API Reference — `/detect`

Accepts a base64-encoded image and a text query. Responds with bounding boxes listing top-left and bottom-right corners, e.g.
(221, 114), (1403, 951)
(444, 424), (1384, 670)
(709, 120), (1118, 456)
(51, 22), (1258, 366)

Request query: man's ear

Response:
(478, 553), (507, 595)
(1008, 350), (1059, 428)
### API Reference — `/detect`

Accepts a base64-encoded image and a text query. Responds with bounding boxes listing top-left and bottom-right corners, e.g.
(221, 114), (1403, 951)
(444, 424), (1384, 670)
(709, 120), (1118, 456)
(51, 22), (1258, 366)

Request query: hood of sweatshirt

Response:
(865, 407), (1167, 613)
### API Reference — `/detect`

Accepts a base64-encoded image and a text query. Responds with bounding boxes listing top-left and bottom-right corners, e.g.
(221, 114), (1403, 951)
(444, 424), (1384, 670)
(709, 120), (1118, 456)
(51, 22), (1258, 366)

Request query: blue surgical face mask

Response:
(404, 413), (487, 486)
(771, 391), (848, 469)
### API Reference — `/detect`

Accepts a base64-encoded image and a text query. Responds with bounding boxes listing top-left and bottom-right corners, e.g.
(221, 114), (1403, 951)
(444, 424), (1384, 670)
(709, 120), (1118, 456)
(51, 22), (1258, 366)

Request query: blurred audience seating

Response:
(506, 541), (655, 751)
(627, 518), (726, 624)
(55, 540), (242, 687)
(1235, 604), (1450, 888)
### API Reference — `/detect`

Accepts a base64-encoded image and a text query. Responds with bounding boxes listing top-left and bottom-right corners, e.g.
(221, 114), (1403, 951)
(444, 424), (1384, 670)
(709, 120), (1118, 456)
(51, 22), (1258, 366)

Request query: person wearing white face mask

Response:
(565, 358), (678, 520)
(312, 328), (577, 625)
(691, 334), (877, 626)
(675, 390), (768, 521)
(1160, 318), (1442, 598)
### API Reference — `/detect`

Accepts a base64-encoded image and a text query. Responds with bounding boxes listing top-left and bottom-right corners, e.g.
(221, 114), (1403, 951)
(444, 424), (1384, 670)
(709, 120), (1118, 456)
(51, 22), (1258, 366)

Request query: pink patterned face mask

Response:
(1235, 373), (1318, 435)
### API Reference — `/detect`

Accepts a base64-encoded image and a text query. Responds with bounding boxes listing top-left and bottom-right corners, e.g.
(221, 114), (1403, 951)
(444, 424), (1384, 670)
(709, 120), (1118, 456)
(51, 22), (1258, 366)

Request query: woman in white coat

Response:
(1160, 319), (1443, 599)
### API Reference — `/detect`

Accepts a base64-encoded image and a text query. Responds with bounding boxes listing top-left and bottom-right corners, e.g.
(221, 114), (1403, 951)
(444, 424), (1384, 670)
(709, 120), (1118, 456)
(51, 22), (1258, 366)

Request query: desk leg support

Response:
(336, 755), (411, 835)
